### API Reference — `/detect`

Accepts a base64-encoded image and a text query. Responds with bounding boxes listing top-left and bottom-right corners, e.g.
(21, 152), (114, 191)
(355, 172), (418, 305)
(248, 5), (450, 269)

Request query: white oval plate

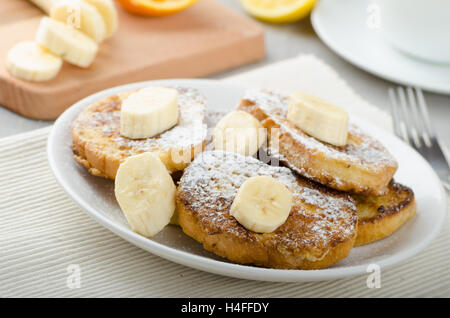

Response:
(311, 0), (450, 95)
(48, 79), (447, 282)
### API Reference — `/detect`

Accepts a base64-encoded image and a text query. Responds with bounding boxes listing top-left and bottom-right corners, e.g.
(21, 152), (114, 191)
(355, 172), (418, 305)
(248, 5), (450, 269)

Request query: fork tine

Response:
(390, 87), (450, 190)
(396, 86), (414, 144)
(415, 88), (435, 140)
(405, 87), (423, 148)
(388, 88), (403, 139)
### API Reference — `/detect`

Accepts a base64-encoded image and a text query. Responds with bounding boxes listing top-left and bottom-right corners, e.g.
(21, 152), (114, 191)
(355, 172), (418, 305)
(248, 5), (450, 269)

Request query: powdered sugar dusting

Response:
(243, 89), (397, 170)
(268, 147), (346, 187)
(178, 150), (356, 252)
(73, 87), (207, 153)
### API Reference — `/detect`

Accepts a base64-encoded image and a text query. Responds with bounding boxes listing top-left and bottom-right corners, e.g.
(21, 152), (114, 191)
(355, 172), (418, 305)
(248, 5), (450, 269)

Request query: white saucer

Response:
(48, 79), (447, 282)
(311, 0), (450, 95)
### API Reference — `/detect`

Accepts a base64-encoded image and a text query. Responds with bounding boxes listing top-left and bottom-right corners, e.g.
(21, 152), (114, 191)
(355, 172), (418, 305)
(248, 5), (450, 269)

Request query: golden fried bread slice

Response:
(176, 150), (357, 270)
(72, 87), (207, 179)
(352, 181), (416, 246)
(238, 89), (398, 195)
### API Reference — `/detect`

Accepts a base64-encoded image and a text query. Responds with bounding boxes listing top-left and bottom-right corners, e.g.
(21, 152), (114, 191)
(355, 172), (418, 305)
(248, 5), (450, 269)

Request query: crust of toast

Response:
(238, 89), (398, 195)
(353, 182), (416, 246)
(176, 151), (357, 270)
(72, 87), (207, 179)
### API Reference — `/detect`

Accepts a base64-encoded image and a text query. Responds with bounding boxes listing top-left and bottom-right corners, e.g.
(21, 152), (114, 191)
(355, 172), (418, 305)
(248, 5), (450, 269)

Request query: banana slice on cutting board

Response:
(230, 176), (293, 233)
(50, 0), (107, 42)
(120, 87), (179, 139)
(36, 17), (99, 68)
(6, 41), (62, 82)
(29, 0), (118, 39)
(115, 152), (176, 237)
(83, 0), (118, 38)
(287, 92), (349, 146)
(213, 110), (266, 157)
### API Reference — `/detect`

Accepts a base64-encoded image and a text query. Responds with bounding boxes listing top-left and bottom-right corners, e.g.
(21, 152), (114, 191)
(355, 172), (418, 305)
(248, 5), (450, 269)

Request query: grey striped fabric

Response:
(1, 56), (449, 297)
(0, 127), (449, 297)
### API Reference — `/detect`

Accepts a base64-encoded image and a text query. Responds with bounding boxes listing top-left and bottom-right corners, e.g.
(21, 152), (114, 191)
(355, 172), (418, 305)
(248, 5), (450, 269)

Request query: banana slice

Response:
(115, 152), (176, 237)
(213, 111), (266, 157)
(36, 17), (99, 68)
(83, 0), (118, 38)
(287, 92), (349, 146)
(230, 176), (292, 233)
(120, 87), (179, 139)
(6, 41), (62, 82)
(50, 0), (107, 43)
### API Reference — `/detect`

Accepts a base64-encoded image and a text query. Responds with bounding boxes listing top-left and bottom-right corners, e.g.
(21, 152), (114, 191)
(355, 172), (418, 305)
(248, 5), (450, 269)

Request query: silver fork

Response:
(389, 86), (450, 190)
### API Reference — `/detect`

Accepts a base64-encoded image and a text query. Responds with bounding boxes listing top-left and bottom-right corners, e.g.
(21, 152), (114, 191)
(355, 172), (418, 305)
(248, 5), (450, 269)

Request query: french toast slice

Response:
(352, 181), (416, 246)
(72, 87), (207, 179)
(238, 89), (398, 195)
(176, 150), (357, 270)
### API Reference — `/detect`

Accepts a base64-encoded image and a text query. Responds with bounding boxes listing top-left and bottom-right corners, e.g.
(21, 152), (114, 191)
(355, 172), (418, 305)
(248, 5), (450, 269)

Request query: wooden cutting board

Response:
(0, 0), (265, 119)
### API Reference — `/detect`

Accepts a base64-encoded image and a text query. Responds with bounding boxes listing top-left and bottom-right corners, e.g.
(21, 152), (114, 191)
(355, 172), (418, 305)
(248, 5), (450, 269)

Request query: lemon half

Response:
(240, 0), (317, 24)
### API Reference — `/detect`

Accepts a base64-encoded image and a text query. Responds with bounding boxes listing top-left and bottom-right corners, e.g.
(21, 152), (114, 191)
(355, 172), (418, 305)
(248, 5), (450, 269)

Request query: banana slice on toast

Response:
(213, 110), (266, 157)
(72, 87), (207, 178)
(176, 150), (357, 270)
(238, 89), (398, 195)
(230, 175), (293, 233)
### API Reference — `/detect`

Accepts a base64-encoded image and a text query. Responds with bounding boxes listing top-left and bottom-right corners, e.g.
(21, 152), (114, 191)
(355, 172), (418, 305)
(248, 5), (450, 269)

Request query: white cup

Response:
(377, 0), (450, 64)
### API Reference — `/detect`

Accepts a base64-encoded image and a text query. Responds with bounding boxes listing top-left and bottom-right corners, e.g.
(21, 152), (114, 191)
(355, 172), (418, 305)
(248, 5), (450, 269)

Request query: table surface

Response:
(1, 0), (449, 148)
